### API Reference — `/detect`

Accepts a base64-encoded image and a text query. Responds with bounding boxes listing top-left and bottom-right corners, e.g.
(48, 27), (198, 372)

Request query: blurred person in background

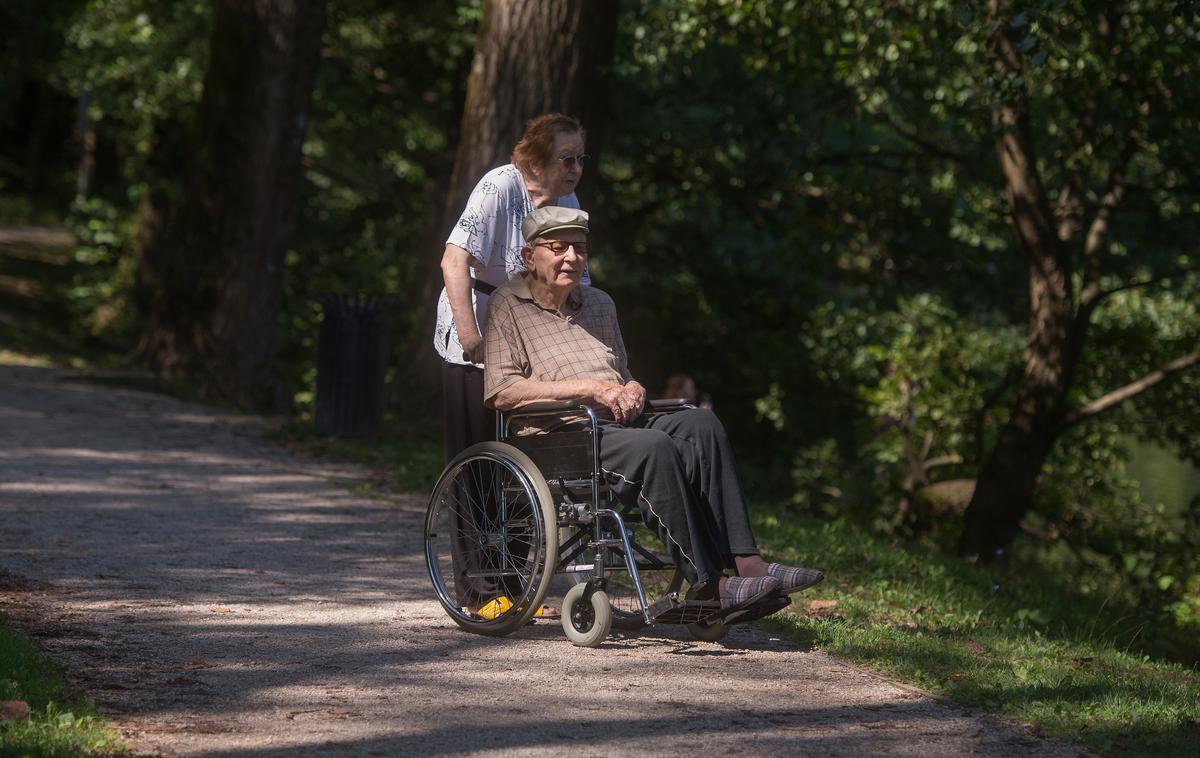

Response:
(662, 373), (713, 410)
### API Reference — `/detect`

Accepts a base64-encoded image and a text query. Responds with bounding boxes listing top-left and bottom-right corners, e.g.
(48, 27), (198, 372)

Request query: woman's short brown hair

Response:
(511, 113), (585, 174)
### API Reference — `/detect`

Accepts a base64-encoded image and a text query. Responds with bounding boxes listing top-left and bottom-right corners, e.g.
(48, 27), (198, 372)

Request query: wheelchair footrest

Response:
(647, 592), (792, 627)
(647, 593), (721, 625)
(719, 595), (791, 626)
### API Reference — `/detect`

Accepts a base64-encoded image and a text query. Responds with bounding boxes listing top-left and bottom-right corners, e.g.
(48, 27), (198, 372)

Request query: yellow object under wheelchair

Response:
(471, 596), (557, 621)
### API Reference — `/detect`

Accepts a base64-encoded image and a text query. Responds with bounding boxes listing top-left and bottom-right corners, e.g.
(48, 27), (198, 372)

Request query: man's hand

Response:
(459, 331), (485, 364)
(618, 381), (646, 423)
(594, 380), (646, 425)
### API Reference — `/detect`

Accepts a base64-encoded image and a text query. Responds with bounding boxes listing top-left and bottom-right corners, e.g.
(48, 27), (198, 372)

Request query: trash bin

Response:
(314, 293), (395, 438)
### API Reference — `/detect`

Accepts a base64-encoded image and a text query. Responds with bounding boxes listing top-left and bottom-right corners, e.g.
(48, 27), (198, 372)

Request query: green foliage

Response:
(601, 0), (1024, 490)
(57, 0), (211, 185)
(1092, 277), (1200, 463)
(279, 0), (477, 397)
(63, 196), (138, 347)
(600, 0), (1199, 645)
(1025, 279), (1200, 622)
(3, 0), (478, 390)
(0, 616), (128, 756)
(793, 296), (1022, 534)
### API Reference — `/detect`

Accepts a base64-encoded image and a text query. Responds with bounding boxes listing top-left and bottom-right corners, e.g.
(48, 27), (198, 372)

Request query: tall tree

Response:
(138, 0), (327, 411)
(959, 0), (1200, 559)
(599, 0), (1199, 572)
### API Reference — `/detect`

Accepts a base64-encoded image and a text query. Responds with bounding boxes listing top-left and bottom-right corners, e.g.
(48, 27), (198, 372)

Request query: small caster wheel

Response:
(687, 618), (728, 642)
(562, 583), (612, 647)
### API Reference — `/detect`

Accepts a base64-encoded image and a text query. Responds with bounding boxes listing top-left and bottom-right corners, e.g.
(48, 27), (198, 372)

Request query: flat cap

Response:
(521, 206), (589, 241)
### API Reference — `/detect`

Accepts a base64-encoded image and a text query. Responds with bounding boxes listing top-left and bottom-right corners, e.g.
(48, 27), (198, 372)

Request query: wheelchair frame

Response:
(500, 400), (687, 629)
(423, 399), (788, 646)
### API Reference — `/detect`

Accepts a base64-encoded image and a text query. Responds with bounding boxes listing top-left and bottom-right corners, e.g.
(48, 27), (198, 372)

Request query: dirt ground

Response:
(0, 363), (1088, 756)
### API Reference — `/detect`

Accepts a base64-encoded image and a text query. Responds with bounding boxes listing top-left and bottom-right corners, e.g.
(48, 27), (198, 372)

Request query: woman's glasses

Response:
(534, 240), (589, 255)
(556, 153), (589, 168)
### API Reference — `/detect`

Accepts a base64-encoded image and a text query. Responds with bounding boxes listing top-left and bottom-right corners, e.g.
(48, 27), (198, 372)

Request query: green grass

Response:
(276, 415), (444, 495)
(0, 229), (125, 370)
(756, 514), (1200, 758)
(0, 618), (128, 757)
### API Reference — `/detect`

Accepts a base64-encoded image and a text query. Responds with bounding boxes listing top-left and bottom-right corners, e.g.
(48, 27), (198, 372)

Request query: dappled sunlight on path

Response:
(0, 364), (1084, 756)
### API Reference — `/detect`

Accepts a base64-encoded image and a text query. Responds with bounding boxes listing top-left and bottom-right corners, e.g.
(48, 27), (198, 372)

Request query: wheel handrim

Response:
(425, 449), (551, 628)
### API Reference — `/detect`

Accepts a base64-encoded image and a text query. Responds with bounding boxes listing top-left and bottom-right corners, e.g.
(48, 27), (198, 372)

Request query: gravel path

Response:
(0, 363), (1086, 756)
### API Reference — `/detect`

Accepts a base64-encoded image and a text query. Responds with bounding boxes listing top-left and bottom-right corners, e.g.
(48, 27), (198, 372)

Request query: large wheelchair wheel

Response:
(425, 442), (558, 637)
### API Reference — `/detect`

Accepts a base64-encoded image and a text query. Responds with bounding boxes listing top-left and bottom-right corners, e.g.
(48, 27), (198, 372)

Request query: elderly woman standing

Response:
(434, 113), (589, 461)
(434, 113), (589, 616)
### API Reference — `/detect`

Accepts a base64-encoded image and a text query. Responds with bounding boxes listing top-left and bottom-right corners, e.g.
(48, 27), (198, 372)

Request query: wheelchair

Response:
(424, 400), (790, 647)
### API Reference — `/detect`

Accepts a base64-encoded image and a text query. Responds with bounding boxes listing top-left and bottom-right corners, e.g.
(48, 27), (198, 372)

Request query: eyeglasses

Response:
(556, 153), (590, 168)
(534, 240), (589, 255)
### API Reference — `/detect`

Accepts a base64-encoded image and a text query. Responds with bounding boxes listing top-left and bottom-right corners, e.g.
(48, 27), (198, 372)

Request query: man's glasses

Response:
(535, 240), (589, 255)
(556, 153), (589, 168)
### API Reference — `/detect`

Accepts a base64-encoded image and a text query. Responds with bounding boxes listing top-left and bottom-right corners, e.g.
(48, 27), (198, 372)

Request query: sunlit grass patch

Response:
(757, 515), (1200, 758)
(0, 349), (56, 368)
(277, 415), (443, 495)
(0, 616), (127, 757)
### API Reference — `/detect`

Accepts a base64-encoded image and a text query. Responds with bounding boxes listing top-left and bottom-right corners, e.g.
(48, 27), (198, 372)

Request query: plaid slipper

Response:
(720, 575), (782, 609)
(765, 563), (824, 594)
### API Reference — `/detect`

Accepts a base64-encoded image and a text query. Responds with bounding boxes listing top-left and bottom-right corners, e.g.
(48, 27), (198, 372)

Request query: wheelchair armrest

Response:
(501, 402), (606, 439)
(507, 398), (692, 419)
(501, 398), (695, 440)
(510, 400), (587, 414)
(648, 399), (696, 413)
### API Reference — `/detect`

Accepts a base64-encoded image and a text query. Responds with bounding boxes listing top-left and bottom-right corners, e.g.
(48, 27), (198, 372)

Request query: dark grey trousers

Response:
(598, 408), (758, 590)
(442, 361), (510, 606)
(441, 361), (494, 463)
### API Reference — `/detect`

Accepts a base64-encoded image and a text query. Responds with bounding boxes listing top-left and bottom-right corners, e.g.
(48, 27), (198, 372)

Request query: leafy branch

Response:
(1063, 351), (1200, 428)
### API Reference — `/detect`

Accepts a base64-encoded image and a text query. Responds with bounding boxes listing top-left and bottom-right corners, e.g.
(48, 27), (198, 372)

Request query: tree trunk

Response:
(959, 0), (1083, 559)
(958, 326), (1076, 560)
(404, 0), (620, 376)
(137, 0), (327, 412)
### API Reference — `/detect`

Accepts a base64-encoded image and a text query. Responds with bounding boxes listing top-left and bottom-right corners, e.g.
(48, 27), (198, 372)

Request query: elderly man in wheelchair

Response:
(424, 206), (823, 646)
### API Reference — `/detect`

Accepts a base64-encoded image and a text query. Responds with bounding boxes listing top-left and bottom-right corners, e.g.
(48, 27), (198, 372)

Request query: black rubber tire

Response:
(425, 442), (558, 637)
(562, 583), (612, 647)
